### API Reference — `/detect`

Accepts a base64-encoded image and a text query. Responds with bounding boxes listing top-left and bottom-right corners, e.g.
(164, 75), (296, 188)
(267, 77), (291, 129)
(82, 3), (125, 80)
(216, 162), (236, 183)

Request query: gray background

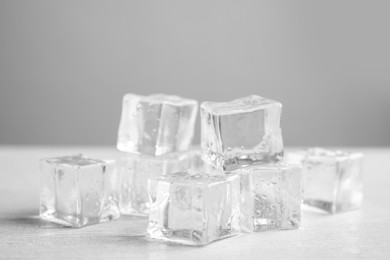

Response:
(0, 0), (389, 146)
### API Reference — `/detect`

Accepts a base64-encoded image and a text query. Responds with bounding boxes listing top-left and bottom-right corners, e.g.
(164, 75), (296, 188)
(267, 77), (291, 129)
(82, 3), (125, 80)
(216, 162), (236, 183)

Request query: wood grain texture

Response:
(1, 146), (390, 259)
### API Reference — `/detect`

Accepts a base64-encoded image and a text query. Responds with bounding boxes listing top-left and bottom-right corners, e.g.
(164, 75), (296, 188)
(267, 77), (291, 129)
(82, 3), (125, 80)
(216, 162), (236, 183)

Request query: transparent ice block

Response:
(119, 150), (198, 216)
(237, 163), (301, 232)
(147, 171), (240, 246)
(117, 93), (198, 156)
(302, 148), (364, 214)
(201, 95), (283, 171)
(40, 155), (120, 228)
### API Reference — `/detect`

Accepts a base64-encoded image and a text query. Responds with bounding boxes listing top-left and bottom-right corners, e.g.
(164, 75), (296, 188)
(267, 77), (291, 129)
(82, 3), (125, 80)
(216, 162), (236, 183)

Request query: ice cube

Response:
(40, 155), (120, 228)
(117, 93), (198, 156)
(147, 171), (240, 246)
(237, 163), (301, 232)
(201, 95), (283, 171)
(119, 150), (198, 216)
(302, 148), (363, 214)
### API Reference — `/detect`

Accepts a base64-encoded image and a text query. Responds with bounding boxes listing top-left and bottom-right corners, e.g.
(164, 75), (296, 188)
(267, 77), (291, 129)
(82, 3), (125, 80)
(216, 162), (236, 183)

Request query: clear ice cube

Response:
(237, 163), (301, 232)
(147, 171), (240, 246)
(302, 148), (364, 214)
(117, 93), (198, 156)
(119, 150), (198, 216)
(201, 95), (283, 171)
(40, 155), (120, 228)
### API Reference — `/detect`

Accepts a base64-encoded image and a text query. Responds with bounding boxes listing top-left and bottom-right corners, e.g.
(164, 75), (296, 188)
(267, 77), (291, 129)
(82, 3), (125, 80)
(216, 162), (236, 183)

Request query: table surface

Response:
(0, 146), (389, 259)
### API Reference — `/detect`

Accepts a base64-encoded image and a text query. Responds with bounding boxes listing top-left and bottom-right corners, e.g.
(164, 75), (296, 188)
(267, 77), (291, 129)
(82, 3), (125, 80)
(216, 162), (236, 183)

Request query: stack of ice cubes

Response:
(116, 94), (199, 216)
(146, 95), (301, 245)
(200, 96), (302, 232)
(38, 92), (364, 245)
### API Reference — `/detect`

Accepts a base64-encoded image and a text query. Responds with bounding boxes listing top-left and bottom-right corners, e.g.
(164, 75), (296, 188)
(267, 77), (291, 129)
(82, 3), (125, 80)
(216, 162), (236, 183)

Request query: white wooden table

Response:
(1, 146), (389, 259)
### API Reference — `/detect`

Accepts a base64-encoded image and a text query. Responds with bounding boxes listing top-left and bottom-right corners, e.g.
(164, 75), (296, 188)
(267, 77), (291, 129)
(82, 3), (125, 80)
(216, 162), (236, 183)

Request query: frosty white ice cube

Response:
(117, 93), (198, 156)
(147, 171), (240, 246)
(40, 155), (120, 228)
(237, 163), (301, 232)
(302, 148), (363, 214)
(119, 150), (198, 216)
(201, 95), (283, 171)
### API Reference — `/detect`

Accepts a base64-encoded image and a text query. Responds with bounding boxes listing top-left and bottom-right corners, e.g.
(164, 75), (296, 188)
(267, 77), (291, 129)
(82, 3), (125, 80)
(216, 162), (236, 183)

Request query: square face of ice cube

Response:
(302, 148), (364, 214)
(237, 164), (301, 232)
(119, 150), (198, 216)
(201, 95), (283, 171)
(40, 155), (120, 228)
(117, 93), (198, 156)
(147, 171), (240, 246)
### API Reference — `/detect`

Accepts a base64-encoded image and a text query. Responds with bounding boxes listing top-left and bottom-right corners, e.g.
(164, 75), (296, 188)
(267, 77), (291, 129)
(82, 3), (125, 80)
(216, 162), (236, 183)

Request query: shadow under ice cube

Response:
(39, 155), (120, 228)
(302, 148), (364, 214)
(119, 150), (198, 216)
(201, 95), (283, 171)
(117, 93), (198, 156)
(237, 163), (301, 232)
(147, 171), (240, 246)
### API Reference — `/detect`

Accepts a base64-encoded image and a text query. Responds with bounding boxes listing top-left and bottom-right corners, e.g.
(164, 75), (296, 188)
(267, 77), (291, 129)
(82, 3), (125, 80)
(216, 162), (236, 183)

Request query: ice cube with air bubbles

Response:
(302, 148), (364, 214)
(147, 171), (240, 246)
(237, 163), (301, 232)
(201, 95), (284, 171)
(117, 93), (198, 156)
(39, 155), (120, 228)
